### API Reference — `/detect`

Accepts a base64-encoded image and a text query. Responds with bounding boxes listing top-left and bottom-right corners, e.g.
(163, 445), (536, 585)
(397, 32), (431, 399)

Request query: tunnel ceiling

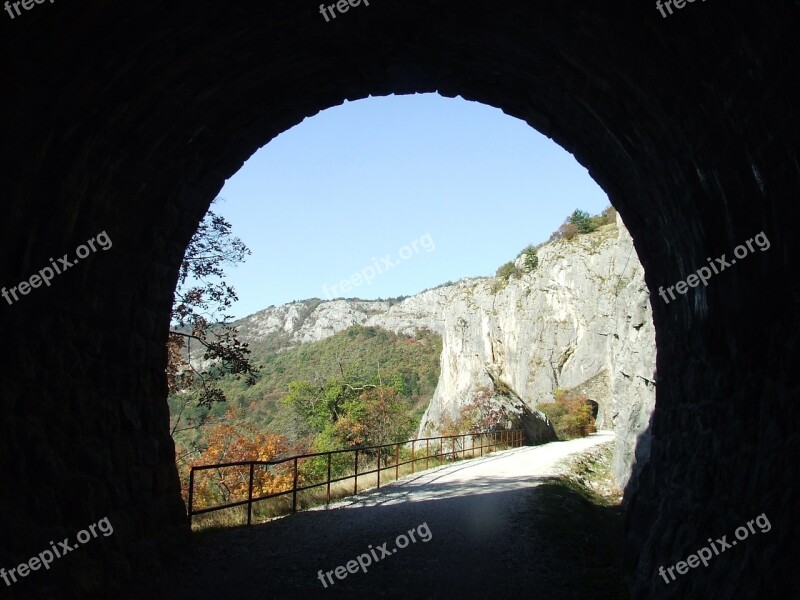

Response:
(1, 1), (799, 598)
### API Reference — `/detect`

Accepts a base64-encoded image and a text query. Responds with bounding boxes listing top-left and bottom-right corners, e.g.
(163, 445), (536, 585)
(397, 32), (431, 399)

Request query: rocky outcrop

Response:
(413, 216), (656, 487)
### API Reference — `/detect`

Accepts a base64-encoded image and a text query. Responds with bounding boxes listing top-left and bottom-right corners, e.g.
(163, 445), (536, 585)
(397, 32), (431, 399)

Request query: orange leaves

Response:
(187, 409), (295, 509)
(332, 415), (368, 448)
(540, 391), (597, 440)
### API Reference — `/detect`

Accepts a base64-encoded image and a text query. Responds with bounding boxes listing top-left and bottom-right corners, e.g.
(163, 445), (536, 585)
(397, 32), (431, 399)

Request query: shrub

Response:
(550, 207), (618, 241)
(496, 261), (521, 280)
(538, 390), (597, 440)
(518, 245), (539, 272)
(440, 387), (508, 435)
(549, 220), (581, 242)
(569, 209), (596, 234)
(602, 206), (617, 224)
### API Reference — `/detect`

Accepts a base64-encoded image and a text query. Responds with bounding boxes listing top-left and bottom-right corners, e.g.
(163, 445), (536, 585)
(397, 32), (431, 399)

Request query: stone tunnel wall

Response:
(1, 1), (799, 598)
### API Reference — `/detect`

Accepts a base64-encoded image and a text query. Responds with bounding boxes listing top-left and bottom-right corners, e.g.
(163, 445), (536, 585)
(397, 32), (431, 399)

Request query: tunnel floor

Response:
(121, 433), (615, 599)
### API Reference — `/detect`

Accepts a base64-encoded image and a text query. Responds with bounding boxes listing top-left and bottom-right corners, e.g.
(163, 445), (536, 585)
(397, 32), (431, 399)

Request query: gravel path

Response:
(125, 431), (614, 599)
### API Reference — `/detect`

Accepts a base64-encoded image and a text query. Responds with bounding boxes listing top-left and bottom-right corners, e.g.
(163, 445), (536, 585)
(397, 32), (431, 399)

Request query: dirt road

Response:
(125, 431), (615, 599)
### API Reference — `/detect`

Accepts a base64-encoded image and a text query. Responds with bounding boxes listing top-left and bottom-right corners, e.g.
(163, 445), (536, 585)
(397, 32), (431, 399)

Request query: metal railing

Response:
(187, 429), (525, 527)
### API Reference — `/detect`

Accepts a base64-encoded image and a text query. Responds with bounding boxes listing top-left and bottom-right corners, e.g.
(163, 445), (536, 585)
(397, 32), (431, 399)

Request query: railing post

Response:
(377, 449), (381, 489)
(480, 434), (483, 457)
(247, 463), (255, 526)
(411, 440), (415, 474)
(395, 443), (400, 480)
(326, 453), (332, 506)
(426, 439), (429, 470)
(292, 457), (299, 513)
(188, 468), (195, 528)
(354, 449), (359, 495)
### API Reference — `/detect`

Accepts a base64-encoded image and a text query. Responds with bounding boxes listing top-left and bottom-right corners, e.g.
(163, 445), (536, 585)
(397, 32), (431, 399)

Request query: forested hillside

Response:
(169, 324), (442, 485)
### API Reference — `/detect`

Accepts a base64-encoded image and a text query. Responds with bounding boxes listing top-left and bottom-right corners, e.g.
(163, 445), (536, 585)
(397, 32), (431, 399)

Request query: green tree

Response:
(568, 209), (596, 234)
(518, 245), (539, 272)
(281, 374), (414, 462)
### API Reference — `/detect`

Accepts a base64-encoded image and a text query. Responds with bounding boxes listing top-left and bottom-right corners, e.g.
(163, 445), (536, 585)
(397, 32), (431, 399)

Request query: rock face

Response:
(414, 216), (656, 487)
(235, 216), (656, 487)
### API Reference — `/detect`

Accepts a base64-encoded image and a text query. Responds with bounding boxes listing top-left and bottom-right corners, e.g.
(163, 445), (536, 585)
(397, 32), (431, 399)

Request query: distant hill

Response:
(211, 324), (442, 433)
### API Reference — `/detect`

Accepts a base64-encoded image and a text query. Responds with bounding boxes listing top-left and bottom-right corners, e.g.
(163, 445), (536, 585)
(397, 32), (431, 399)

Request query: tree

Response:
(355, 386), (415, 448)
(185, 408), (294, 509)
(538, 389), (597, 439)
(168, 204), (258, 439)
(440, 387), (508, 436)
(568, 209), (596, 234)
(518, 245), (539, 272)
(281, 371), (414, 466)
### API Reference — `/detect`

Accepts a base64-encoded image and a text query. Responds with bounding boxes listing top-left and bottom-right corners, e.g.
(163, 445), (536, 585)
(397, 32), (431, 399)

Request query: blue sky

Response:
(214, 93), (610, 319)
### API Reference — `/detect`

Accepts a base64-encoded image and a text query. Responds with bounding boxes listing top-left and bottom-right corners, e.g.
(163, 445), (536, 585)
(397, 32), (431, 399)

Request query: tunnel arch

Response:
(1, 2), (798, 598)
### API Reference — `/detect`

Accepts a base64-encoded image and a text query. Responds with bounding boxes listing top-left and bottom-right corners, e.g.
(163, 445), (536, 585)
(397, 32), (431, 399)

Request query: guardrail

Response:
(187, 429), (525, 527)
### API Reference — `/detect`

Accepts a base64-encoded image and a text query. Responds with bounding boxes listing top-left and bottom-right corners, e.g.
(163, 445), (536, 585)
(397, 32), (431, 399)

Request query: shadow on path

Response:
(122, 475), (584, 599)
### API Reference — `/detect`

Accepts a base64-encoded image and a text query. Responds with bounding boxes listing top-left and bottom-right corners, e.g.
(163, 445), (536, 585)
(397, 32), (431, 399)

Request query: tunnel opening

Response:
(170, 92), (647, 540)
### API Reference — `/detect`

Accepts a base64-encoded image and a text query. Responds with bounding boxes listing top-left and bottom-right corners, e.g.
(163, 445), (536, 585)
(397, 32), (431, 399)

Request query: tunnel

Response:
(1, 1), (798, 598)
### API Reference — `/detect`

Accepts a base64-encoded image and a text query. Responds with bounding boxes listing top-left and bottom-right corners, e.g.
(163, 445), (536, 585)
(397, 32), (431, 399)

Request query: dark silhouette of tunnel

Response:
(585, 398), (599, 421)
(1, 1), (798, 598)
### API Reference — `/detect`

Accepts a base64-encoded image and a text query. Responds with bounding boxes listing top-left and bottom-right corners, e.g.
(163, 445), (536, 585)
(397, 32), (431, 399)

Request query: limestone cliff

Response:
(234, 216), (656, 486)
(413, 217), (656, 486)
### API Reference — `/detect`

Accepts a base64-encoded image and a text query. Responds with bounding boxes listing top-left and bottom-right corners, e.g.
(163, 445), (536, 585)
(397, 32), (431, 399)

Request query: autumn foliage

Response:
(538, 389), (597, 440)
(439, 387), (507, 436)
(184, 409), (296, 509)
